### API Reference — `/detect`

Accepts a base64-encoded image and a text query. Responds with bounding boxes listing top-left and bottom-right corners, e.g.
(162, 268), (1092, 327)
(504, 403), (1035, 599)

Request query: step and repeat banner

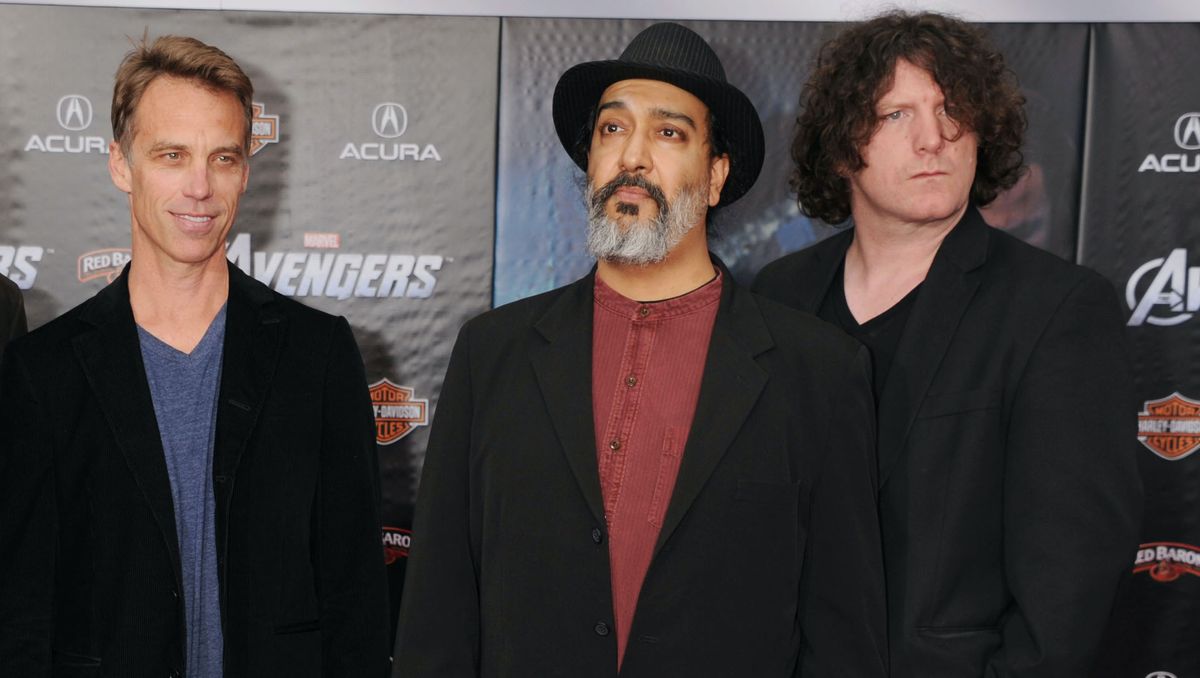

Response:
(0, 4), (1195, 673)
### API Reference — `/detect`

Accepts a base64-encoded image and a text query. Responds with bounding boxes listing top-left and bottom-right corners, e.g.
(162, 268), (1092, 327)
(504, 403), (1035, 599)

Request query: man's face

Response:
(109, 76), (249, 270)
(584, 79), (729, 264)
(848, 58), (978, 229)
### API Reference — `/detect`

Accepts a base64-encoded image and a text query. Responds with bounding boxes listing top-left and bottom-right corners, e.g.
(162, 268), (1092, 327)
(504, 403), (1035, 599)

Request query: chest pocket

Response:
(916, 388), (999, 419)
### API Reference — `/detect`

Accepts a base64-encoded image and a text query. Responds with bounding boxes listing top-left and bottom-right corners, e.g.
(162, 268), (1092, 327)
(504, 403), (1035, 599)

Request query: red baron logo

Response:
(1137, 392), (1200, 460)
(303, 232), (341, 249)
(382, 526), (412, 564)
(250, 102), (279, 156)
(78, 248), (131, 284)
(1133, 542), (1200, 582)
(369, 379), (428, 445)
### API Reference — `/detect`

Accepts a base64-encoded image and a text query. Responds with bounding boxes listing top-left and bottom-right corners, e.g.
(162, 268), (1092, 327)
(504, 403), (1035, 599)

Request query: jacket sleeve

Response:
(986, 273), (1142, 676)
(797, 345), (889, 677)
(317, 317), (392, 677)
(0, 343), (55, 676)
(392, 323), (481, 677)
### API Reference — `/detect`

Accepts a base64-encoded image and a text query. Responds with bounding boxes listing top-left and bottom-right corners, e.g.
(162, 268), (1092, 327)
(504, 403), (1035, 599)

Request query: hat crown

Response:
(618, 22), (728, 84)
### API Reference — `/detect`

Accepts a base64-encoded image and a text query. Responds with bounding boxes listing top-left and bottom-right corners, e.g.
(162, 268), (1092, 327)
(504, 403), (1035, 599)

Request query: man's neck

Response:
(129, 252), (230, 354)
(842, 205), (966, 322)
(595, 229), (715, 302)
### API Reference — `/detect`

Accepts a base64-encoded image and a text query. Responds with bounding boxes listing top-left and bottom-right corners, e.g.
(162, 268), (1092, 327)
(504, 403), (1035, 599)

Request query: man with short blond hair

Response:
(0, 35), (390, 677)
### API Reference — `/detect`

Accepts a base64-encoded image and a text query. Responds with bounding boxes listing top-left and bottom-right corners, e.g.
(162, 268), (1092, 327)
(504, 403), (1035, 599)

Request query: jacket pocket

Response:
(916, 625), (1000, 638)
(275, 618), (321, 634)
(917, 388), (999, 419)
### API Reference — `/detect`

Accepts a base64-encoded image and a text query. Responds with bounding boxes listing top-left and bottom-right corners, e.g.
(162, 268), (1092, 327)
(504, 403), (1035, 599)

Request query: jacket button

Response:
(591, 527), (603, 544)
(214, 475), (228, 484)
(594, 621), (610, 636)
(608, 440), (621, 452)
(171, 589), (179, 599)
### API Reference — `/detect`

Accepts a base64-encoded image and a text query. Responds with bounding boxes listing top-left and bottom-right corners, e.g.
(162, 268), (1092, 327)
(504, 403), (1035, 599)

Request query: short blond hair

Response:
(111, 35), (254, 155)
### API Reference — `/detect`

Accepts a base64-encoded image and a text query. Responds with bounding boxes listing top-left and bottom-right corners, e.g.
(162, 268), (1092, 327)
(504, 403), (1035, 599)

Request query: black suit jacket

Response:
(754, 208), (1143, 677)
(394, 267), (887, 677)
(0, 273), (28, 364)
(0, 263), (391, 678)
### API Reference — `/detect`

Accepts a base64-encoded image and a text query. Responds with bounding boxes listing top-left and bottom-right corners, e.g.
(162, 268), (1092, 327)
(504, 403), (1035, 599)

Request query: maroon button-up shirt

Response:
(591, 270), (722, 667)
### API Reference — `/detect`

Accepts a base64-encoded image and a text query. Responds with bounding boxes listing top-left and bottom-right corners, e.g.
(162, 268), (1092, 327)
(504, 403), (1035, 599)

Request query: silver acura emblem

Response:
(57, 94), (93, 131)
(1174, 112), (1200, 150)
(372, 102), (408, 139)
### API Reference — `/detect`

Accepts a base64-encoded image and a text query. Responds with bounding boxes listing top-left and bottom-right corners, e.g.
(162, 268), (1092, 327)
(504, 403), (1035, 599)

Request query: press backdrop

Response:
(0, 5), (1195, 673)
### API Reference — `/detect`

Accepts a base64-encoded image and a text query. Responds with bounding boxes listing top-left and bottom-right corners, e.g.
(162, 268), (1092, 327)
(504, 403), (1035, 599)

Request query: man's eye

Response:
(165, 152), (180, 160)
(662, 128), (677, 138)
(602, 123), (621, 134)
(883, 111), (903, 121)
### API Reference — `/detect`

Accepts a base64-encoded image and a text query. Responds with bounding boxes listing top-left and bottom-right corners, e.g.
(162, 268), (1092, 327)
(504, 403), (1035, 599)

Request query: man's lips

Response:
(613, 186), (651, 201)
(170, 212), (218, 230)
(911, 170), (948, 179)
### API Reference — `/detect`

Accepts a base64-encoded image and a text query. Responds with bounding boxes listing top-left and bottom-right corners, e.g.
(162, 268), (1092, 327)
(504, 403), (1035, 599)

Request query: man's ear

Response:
(707, 153), (730, 207)
(108, 141), (132, 194)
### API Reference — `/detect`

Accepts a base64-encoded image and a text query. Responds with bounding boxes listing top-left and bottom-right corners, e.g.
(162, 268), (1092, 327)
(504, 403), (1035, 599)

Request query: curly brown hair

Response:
(792, 11), (1026, 225)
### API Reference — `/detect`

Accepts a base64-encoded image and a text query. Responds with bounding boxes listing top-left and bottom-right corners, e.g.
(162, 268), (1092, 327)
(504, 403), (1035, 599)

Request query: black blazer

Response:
(0, 273), (27, 364)
(393, 267), (887, 677)
(0, 263), (391, 678)
(754, 208), (1143, 677)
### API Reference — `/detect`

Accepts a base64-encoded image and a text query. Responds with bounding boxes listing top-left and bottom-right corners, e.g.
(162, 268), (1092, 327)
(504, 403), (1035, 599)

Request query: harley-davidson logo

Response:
(1137, 392), (1200, 461)
(249, 102), (278, 156)
(368, 378), (428, 445)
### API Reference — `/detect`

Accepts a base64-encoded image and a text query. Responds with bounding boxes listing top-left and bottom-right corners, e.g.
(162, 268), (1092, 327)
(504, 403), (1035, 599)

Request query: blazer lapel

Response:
(72, 271), (182, 583)
(654, 274), (770, 555)
(790, 230), (853, 313)
(877, 209), (989, 487)
(213, 262), (285, 486)
(530, 274), (606, 526)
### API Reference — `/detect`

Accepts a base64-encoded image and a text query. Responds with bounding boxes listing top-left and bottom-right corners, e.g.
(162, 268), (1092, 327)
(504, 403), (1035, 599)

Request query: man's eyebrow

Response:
(146, 141), (188, 154)
(597, 100), (628, 114)
(210, 144), (245, 157)
(144, 141), (244, 157)
(650, 107), (697, 130)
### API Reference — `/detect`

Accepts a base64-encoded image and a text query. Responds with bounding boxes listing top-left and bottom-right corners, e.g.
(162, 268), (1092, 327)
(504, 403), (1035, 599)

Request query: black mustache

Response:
(592, 173), (668, 213)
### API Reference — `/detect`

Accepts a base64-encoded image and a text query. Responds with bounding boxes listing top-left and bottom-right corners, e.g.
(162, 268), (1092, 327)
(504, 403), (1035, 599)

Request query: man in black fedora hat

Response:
(393, 22), (886, 677)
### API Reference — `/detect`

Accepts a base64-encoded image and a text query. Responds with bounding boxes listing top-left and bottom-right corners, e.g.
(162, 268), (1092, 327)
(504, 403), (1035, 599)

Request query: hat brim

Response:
(553, 60), (765, 207)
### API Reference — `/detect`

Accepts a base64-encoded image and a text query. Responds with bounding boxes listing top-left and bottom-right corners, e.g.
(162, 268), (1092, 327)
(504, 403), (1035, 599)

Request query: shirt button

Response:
(625, 375), (637, 387)
(594, 621), (610, 636)
(608, 440), (621, 452)
(591, 527), (603, 544)
(638, 306), (650, 318)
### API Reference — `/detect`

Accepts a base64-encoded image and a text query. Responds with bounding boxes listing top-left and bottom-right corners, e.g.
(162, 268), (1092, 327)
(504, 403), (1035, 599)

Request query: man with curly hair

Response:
(754, 11), (1142, 678)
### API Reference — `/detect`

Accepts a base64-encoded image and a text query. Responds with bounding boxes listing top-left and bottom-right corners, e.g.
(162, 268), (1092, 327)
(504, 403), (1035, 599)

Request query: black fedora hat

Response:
(552, 22), (765, 207)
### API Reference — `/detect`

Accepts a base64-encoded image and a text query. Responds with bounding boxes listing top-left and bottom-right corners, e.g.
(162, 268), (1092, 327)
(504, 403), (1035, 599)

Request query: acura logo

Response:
(56, 95), (93, 131)
(372, 102), (408, 139)
(1146, 671), (1177, 678)
(1175, 113), (1200, 150)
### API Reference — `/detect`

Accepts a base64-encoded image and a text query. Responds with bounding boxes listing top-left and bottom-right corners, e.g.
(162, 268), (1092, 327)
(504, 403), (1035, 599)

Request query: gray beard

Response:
(584, 182), (706, 266)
